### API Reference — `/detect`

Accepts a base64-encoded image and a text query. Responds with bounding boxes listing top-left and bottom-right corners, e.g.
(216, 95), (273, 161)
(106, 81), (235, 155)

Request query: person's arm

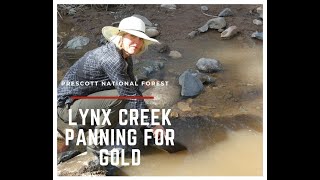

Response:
(101, 54), (154, 127)
(127, 58), (144, 96)
(126, 58), (136, 82)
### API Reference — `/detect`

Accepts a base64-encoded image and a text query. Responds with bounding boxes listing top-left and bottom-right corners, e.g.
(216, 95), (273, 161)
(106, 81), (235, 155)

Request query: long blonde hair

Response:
(109, 31), (150, 56)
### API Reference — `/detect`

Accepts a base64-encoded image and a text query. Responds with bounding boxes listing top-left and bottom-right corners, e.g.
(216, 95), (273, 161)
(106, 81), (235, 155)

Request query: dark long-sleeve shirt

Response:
(57, 42), (151, 124)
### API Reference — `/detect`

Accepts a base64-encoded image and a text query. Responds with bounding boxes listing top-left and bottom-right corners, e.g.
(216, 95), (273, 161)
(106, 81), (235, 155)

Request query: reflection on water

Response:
(121, 130), (262, 176)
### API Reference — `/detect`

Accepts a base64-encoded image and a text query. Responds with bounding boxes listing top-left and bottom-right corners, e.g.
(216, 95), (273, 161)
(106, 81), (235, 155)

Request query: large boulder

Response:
(143, 85), (181, 108)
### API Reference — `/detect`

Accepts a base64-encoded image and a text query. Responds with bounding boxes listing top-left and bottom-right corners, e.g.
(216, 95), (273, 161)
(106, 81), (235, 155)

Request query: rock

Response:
(64, 36), (90, 49)
(251, 31), (263, 40)
(146, 28), (159, 37)
(196, 58), (223, 72)
(169, 50), (182, 59)
(143, 85), (181, 108)
(160, 4), (176, 10)
(206, 17), (227, 30)
(198, 17), (227, 32)
(198, 24), (209, 32)
(221, 26), (239, 39)
(253, 19), (263, 25)
(257, 6), (263, 19)
(201, 6), (208, 11)
(218, 8), (233, 17)
(179, 70), (204, 97)
(68, 8), (76, 15)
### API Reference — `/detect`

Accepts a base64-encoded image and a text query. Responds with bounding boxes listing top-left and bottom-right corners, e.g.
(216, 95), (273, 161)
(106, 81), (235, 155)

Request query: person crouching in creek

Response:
(57, 16), (166, 167)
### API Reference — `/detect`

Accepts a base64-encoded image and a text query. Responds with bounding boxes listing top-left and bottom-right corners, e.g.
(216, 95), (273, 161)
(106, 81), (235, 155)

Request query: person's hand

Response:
(152, 125), (166, 139)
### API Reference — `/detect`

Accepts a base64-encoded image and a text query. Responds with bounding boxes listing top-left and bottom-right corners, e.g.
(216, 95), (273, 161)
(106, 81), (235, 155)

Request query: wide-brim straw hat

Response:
(102, 16), (159, 44)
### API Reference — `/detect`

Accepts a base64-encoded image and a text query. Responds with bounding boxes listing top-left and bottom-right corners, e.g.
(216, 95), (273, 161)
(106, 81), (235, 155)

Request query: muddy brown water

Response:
(122, 130), (262, 176)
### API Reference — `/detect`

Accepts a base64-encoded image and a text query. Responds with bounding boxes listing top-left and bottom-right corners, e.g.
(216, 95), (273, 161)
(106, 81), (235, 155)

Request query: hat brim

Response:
(102, 26), (159, 44)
